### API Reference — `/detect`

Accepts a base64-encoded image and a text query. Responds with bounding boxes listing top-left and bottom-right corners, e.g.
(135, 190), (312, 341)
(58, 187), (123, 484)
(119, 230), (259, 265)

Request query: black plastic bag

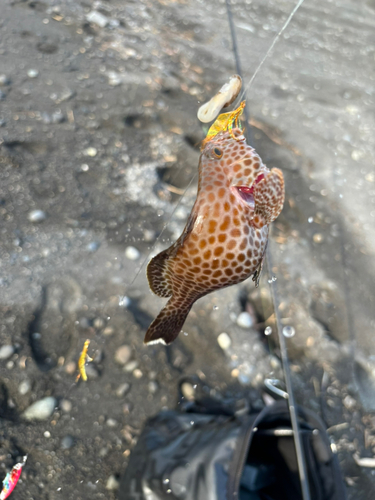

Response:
(119, 397), (347, 500)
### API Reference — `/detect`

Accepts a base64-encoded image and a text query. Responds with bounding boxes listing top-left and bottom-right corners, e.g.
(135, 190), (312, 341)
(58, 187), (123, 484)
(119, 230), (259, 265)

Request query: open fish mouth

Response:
(232, 171), (268, 209)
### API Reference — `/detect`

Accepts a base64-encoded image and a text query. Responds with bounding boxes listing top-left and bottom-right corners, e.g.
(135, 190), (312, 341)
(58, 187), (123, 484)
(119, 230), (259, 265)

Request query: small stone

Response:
(115, 345), (132, 365)
(181, 382), (195, 401)
(143, 229), (155, 242)
(122, 403), (133, 414)
(236, 312), (254, 329)
(119, 295), (130, 307)
(87, 11), (109, 28)
(103, 326), (114, 336)
(0, 74), (11, 85)
(0, 345), (15, 360)
(107, 71), (122, 86)
(85, 147), (97, 157)
(0, 91), (6, 101)
(106, 475), (120, 491)
(148, 381), (158, 394)
(106, 418), (118, 428)
(79, 317), (90, 329)
(61, 435), (75, 450)
(116, 383), (130, 398)
(125, 246), (140, 260)
(28, 209), (46, 223)
(133, 368), (143, 379)
(85, 364), (99, 379)
(217, 332), (231, 350)
(65, 361), (76, 375)
(51, 111), (64, 124)
(87, 241), (100, 253)
(93, 317), (105, 329)
(27, 69), (39, 78)
(22, 396), (56, 421)
(124, 360), (138, 372)
(60, 399), (72, 413)
(313, 233), (324, 243)
(18, 380), (31, 395)
(343, 395), (356, 410)
(44, 431), (51, 438)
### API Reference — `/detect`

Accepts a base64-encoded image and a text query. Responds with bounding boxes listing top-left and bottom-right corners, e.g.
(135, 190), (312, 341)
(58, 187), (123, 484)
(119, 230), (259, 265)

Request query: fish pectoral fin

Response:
(144, 296), (193, 345)
(252, 168), (285, 228)
(147, 248), (174, 298)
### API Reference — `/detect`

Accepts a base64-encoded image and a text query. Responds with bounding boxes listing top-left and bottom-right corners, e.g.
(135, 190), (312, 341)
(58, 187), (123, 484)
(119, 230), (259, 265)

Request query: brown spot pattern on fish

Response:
(145, 128), (285, 345)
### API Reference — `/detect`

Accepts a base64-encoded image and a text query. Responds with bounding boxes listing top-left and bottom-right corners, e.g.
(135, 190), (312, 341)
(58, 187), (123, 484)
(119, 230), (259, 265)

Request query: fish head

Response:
(201, 129), (285, 229)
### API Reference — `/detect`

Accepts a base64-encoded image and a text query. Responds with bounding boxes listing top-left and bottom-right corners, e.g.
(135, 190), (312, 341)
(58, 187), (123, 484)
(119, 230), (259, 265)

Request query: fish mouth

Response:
(233, 171), (267, 209)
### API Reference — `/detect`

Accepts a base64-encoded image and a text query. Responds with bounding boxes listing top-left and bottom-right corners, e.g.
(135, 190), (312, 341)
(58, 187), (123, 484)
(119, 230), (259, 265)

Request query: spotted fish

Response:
(145, 111), (284, 345)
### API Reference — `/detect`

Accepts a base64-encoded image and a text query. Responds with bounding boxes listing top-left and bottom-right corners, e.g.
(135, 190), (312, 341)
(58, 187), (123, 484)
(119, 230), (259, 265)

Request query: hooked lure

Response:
(0, 455), (27, 500)
(76, 339), (92, 382)
(202, 100), (246, 147)
(144, 101), (285, 345)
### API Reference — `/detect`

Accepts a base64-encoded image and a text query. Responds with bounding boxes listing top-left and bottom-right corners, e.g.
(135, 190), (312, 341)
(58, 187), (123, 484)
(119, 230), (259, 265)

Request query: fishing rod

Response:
(225, 1), (311, 500)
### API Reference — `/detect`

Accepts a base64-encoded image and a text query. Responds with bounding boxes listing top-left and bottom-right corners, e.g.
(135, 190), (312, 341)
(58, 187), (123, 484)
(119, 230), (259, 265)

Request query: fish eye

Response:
(212, 147), (223, 159)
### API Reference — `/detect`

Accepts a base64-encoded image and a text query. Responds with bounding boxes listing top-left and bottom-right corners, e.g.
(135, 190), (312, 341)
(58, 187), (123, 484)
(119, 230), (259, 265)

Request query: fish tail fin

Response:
(144, 296), (194, 345)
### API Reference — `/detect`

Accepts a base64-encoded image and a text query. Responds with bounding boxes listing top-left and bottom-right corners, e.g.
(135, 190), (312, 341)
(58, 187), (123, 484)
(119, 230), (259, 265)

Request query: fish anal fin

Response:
(147, 248), (174, 298)
(147, 208), (199, 298)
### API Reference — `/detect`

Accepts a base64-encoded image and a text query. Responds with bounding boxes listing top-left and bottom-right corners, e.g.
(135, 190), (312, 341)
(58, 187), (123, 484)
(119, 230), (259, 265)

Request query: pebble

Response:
(116, 383), (130, 398)
(124, 360), (138, 372)
(236, 312), (254, 329)
(93, 317), (105, 329)
(22, 396), (56, 421)
(27, 69), (39, 78)
(65, 361), (76, 375)
(107, 71), (122, 87)
(87, 11), (109, 28)
(119, 295), (130, 307)
(133, 368), (143, 379)
(0, 345), (15, 360)
(148, 381), (158, 394)
(106, 475), (120, 491)
(343, 395), (356, 410)
(61, 435), (75, 450)
(85, 364), (99, 379)
(0, 91), (6, 101)
(114, 345), (132, 365)
(124, 246), (140, 260)
(60, 399), (72, 413)
(106, 418), (118, 428)
(217, 332), (232, 350)
(103, 326), (114, 336)
(28, 209), (46, 223)
(87, 241), (100, 252)
(18, 380), (31, 395)
(0, 74), (11, 85)
(85, 147), (97, 157)
(313, 233), (324, 243)
(181, 382), (195, 401)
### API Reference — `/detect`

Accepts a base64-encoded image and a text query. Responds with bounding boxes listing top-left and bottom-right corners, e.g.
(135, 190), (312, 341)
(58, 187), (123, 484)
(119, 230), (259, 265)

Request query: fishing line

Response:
(238, 0), (306, 102)
(129, 172), (197, 286)
(225, 0), (253, 146)
(225, 1), (311, 499)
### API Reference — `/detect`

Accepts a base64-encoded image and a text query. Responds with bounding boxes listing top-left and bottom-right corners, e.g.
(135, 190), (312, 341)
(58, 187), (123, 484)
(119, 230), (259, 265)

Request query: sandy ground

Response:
(1, 0), (375, 498)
